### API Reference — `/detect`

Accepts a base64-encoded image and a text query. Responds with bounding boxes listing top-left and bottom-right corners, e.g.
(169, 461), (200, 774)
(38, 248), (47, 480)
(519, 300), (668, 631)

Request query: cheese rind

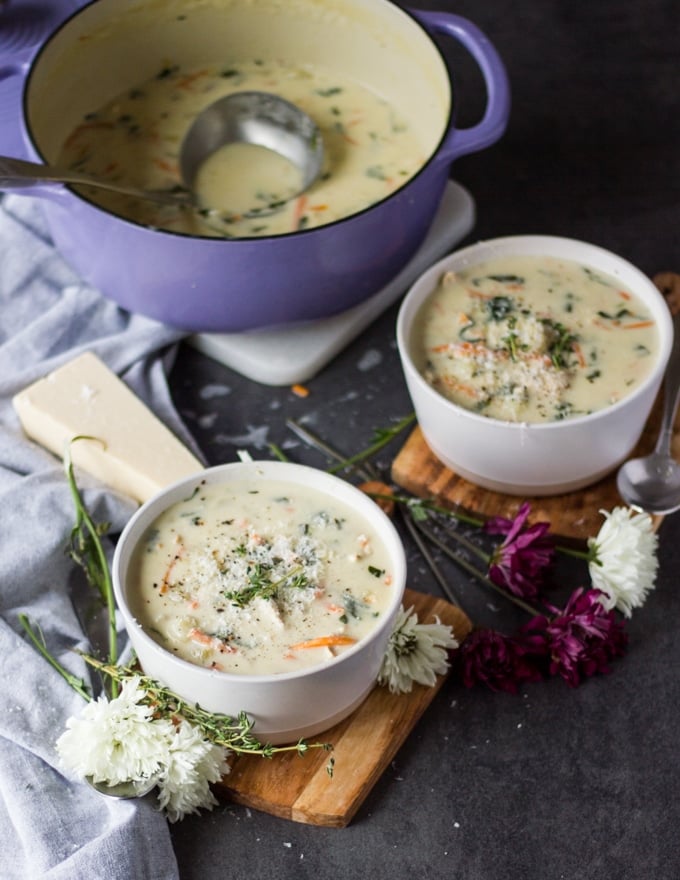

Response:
(13, 352), (204, 504)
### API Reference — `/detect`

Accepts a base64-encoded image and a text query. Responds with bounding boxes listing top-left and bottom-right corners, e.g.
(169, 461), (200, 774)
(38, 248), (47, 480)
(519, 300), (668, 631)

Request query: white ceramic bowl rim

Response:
(397, 234), (673, 431)
(113, 460), (407, 685)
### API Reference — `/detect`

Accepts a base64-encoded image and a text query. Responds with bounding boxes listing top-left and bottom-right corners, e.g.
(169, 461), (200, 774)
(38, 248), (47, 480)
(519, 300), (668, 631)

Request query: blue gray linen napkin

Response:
(0, 193), (203, 879)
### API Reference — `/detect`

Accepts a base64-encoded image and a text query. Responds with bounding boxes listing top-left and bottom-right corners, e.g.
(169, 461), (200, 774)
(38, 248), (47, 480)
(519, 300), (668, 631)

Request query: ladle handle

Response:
(655, 311), (680, 456)
(0, 155), (80, 191)
(0, 155), (191, 206)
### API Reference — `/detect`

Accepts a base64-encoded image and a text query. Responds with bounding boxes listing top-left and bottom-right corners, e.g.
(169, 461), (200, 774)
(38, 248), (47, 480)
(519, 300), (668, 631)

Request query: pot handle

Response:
(0, 156), (71, 204)
(411, 11), (511, 162)
(0, 54), (70, 203)
(0, 51), (31, 84)
(0, 50), (32, 161)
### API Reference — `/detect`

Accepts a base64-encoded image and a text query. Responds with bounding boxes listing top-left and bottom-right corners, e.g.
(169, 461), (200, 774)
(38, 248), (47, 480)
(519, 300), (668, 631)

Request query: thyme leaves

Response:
(223, 563), (309, 608)
(545, 320), (578, 369)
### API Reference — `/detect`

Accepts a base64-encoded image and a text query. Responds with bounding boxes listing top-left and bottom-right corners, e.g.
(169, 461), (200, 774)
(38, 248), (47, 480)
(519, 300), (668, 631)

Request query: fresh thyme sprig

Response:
(267, 442), (289, 462)
(17, 616), (334, 771)
(325, 412), (416, 475)
(18, 613), (92, 702)
(224, 563), (309, 607)
(81, 655), (333, 767)
(65, 436), (119, 695)
(369, 491), (484, 530)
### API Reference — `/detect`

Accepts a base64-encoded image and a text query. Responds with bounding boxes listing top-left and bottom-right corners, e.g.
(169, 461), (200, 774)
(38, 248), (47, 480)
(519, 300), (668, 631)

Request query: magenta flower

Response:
(519, 588), (628, 687)
(455, 627), (543, 694)
(483, 502), (555, 600)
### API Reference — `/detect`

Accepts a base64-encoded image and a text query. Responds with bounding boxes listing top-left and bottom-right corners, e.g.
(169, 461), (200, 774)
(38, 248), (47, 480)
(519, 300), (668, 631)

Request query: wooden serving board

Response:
(390, 272), (680, 543)
(215, 587), (471, 827)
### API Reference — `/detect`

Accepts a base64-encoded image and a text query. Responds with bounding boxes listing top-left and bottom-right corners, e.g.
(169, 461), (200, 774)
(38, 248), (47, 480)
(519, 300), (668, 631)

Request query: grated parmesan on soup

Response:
(412, 255), (659, 423)
(128, 478), (395, 675)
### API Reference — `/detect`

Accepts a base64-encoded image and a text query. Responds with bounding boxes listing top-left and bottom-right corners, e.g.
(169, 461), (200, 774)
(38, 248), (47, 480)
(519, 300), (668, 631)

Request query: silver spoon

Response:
(86, 774), (160, 800)
(0, 91), (323, 211)
(616, 310), (680, 514)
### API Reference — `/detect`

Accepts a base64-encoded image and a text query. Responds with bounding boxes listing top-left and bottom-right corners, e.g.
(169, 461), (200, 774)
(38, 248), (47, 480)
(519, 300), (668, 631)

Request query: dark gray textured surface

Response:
(168, 1), (680, 877)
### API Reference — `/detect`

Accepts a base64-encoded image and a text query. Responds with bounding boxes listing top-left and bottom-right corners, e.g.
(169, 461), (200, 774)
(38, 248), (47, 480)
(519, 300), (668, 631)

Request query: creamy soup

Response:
(57, 59), (425, 238)
(128, 478), (396, 675)
(195, 142), (304, 218)
(412, 255), (659, 423)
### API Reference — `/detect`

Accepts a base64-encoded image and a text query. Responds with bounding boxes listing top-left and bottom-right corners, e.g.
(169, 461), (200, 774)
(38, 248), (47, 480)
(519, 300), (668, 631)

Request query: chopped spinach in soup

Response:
(413, 255), (658, 423)
(58, 59), (425, 238)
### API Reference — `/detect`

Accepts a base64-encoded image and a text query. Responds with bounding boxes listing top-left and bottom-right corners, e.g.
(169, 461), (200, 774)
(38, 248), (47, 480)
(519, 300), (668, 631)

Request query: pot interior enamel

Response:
(20, 0), (506, 331)
(26, 0), (450, 167)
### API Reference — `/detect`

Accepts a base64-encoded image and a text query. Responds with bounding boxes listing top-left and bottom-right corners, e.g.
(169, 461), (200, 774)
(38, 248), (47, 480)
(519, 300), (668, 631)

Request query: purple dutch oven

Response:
(0, 0), (510, 332)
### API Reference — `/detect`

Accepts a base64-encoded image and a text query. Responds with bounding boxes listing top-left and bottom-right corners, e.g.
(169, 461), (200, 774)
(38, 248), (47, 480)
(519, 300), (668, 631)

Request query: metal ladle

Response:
(0, 91), (323, 211)
(616, 310), (680, 514)
(180, 91), (323, 215)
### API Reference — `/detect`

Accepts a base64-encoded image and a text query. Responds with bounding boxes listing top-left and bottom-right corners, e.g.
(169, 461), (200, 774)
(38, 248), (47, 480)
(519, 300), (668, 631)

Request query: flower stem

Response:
(267, 442), (289, 462)
(368, 491), (484, 529)
(286, 418), (377, 483)
(399, 508), (468, 612)
(18, 614), (92, 702)
(65, 438), (119, 695)
(324, 413), (416, 475)
(412, 518), (543, 618)
(440, 523), (491, 564)
(556, 543), (593, 562)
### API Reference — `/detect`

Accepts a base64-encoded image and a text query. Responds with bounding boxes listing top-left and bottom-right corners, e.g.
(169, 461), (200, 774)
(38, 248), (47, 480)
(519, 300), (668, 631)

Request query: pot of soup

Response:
(3, 0), (510, 331)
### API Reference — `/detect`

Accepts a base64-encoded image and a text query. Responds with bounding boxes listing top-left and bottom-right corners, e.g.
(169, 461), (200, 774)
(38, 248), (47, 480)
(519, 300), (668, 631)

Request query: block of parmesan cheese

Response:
(12, 352), (204, 504)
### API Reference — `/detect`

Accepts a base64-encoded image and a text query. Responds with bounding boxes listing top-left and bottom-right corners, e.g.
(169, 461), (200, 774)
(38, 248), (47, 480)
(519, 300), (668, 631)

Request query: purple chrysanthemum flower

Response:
(519, 587), (628, 687)
(455, 627), (544, 694)
(483, 502), (555, 600)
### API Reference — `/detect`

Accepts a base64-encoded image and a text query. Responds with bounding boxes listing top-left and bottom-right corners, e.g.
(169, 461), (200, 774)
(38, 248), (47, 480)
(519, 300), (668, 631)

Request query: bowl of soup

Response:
(1, 0), (510, 332)
(396, 235), (674, 496)
(112, 460), (407, 744)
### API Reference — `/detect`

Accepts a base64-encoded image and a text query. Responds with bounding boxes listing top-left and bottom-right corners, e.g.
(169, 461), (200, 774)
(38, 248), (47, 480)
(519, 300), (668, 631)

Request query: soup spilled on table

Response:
(57, 58), (426, 238)
(128, 478), (397, 675)
(412, 255), (659, 423)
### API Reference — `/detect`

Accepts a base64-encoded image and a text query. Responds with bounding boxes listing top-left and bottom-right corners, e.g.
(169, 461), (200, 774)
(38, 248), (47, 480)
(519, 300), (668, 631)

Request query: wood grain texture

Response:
(390, 272), (679, 543)
(215, 588), (471, 827)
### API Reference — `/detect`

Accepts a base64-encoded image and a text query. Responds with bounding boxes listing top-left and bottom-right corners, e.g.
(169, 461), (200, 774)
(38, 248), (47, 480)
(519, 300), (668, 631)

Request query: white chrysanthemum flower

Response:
(378, 604), (458, 694)
(56, 676), (174, 785)
(156, 720), (231, 823)
(587, 506), (659, 618)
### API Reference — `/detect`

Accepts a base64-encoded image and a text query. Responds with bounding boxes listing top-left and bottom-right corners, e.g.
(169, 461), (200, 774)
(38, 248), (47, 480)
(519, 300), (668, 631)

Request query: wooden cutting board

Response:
(390, 272), (680, 543)
(215, 587), (471, 827)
